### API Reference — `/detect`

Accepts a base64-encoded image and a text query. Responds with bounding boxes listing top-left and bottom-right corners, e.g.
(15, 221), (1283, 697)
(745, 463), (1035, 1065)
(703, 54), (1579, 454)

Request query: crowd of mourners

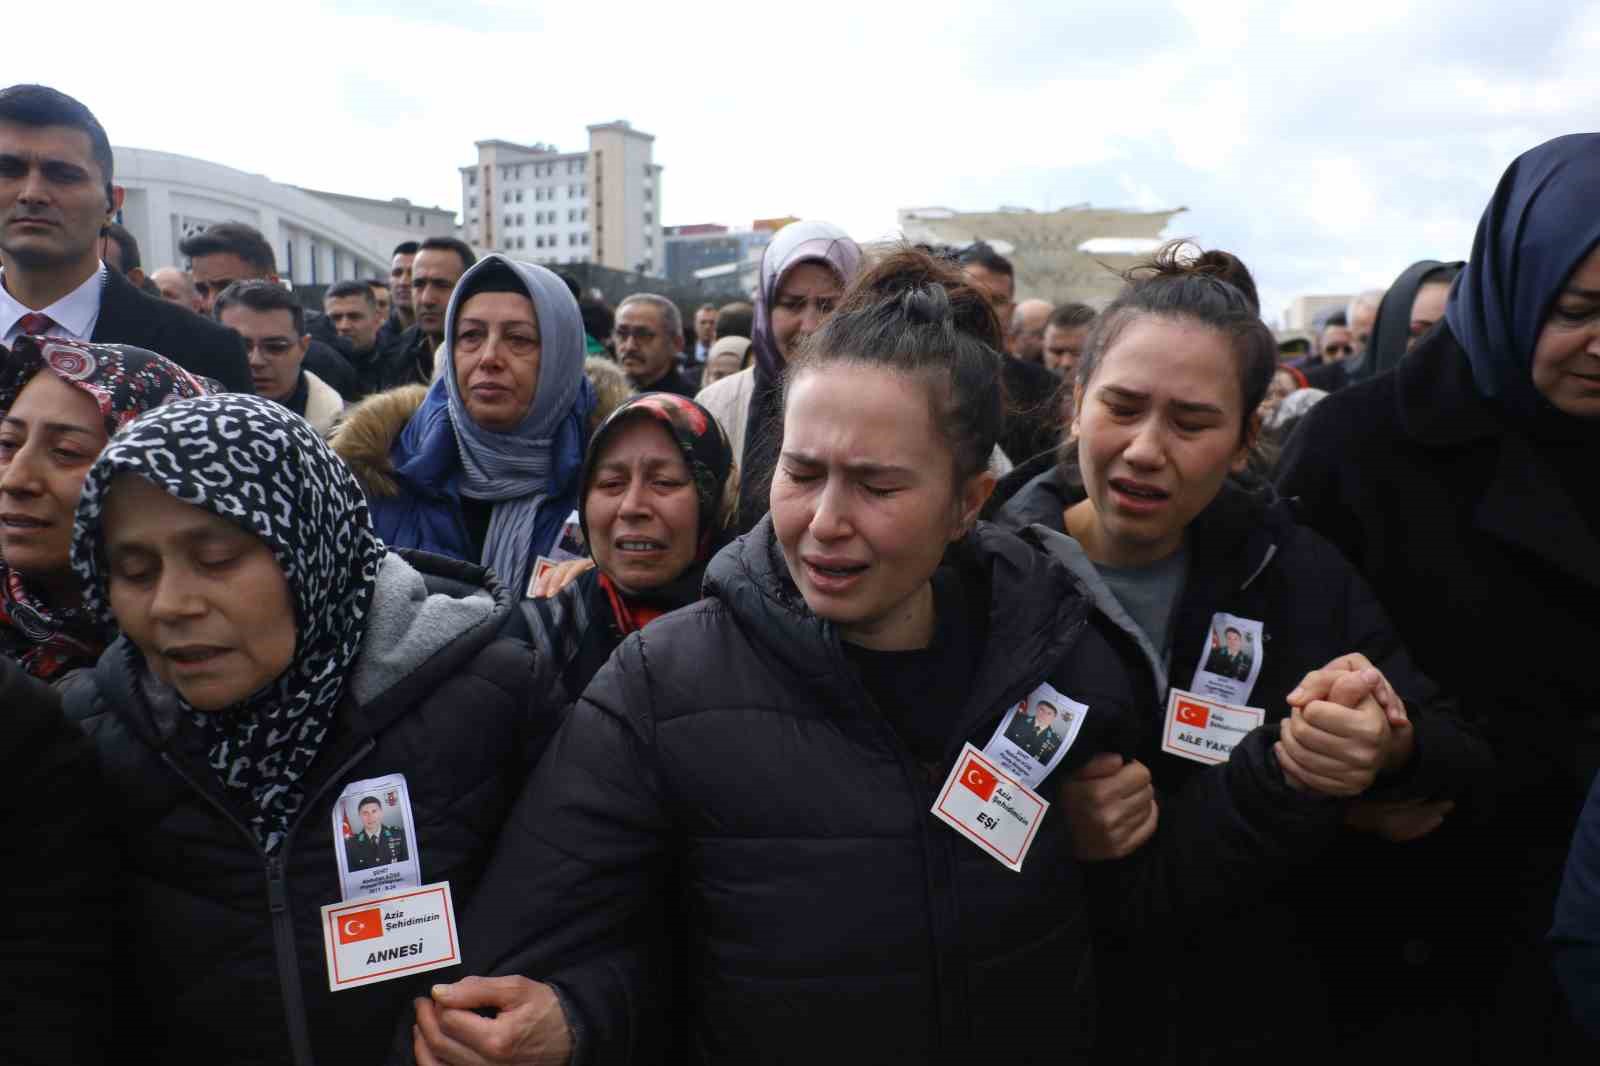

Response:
(2, 81), (1599, 1066)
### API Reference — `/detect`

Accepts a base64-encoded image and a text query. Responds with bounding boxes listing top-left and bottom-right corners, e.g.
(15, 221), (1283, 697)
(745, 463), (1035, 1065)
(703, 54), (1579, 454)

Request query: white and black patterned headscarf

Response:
(71, 394), (385, 852)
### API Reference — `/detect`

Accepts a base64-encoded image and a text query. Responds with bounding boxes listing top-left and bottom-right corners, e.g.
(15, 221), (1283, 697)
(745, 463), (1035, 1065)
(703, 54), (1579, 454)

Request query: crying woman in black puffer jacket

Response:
(408, 248), (1405, 1066)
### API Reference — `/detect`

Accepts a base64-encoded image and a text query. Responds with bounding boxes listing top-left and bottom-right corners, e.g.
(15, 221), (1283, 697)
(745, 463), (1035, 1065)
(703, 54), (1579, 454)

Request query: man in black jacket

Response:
(960, 244), (1063, 463)
(0, 84), (252, 393)
(180, 222), (360, 400)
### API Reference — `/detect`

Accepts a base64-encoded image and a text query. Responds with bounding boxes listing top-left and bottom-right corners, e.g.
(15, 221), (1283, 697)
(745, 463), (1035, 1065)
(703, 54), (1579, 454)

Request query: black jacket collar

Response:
(704, 514), (1093, 730)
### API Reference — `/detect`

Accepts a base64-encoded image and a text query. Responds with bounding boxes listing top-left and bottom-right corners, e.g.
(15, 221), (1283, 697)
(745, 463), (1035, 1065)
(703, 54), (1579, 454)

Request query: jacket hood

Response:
(330, 384), (428, 499)
(704, 514), (1094, 714)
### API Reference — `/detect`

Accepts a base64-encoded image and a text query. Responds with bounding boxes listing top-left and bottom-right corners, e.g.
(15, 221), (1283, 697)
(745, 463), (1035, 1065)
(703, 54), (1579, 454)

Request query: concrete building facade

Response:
(111, 146), (456, 286)
(459, 120), (664, 276)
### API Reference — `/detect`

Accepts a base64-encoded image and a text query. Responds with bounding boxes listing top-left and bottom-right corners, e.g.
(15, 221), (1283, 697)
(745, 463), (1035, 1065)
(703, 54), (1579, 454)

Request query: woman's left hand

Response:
(529, 558), (594, 599)
(413, 976), (573, 1066)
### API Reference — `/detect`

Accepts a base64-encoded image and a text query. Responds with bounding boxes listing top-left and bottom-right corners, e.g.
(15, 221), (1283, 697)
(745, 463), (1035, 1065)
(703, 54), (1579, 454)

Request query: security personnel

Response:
(345, 796), (409, 870)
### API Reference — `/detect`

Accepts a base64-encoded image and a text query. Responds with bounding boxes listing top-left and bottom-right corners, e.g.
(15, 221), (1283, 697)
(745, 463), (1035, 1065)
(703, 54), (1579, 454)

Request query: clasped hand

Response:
(1275, 652), (1413, 798)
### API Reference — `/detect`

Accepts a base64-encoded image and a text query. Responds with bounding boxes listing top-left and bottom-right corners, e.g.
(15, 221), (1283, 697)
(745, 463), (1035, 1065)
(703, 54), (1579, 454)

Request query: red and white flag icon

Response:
(338, 907), (383, 945)
(1175, 700), (1211, 729)
(960, 758), (999, 802)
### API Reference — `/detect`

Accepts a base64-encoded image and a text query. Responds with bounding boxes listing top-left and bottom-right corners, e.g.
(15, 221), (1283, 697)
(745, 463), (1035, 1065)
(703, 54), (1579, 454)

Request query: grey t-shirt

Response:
(1094, 543), (1190, 660)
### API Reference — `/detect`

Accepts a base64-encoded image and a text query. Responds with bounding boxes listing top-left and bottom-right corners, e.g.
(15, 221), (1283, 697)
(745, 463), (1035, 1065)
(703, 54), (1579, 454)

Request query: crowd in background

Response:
(4, 81), (1600, 1066)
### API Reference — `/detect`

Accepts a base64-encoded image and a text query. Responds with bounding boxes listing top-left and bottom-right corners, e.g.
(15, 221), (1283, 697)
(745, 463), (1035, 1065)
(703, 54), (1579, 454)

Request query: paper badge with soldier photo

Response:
(982, 682), (1090, 789)
(332, 774), (421, 902)
(1190, 612), (1265, 707)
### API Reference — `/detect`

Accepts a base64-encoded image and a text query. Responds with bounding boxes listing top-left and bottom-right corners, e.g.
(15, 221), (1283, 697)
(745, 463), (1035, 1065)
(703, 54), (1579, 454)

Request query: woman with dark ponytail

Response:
(987, 241), (1492, 1062)
(416, 248), (1391, 1066)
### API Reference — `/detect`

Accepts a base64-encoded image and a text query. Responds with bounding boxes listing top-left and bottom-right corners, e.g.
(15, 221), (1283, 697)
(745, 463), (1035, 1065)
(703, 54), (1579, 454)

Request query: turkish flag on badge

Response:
(338, 907), (384, 945)
(1176, 700), (1211, 728)
(960, 758), (999, 802)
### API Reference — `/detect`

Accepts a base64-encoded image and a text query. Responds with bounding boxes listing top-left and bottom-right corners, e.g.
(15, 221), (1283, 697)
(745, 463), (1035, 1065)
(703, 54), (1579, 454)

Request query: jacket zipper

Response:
(161, 736), (377, 1066)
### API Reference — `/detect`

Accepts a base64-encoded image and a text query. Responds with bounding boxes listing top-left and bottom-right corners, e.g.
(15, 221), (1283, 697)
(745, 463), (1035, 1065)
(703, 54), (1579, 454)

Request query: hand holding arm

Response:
(413, 977), (573, 1066)
(1060, 754), (1159, 861)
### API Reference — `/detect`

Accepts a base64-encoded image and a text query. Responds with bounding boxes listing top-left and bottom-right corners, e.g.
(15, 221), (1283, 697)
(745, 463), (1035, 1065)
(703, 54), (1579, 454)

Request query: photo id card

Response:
(333, 774), (421, 902)
(1161, 688), (1266, 766)
(322, 881), (460, 992)
(1190, 612), (1266, 706)
(982, 682), (1089, 789)
(525, 555), (562, 598)
(931, 743), (1049, 872)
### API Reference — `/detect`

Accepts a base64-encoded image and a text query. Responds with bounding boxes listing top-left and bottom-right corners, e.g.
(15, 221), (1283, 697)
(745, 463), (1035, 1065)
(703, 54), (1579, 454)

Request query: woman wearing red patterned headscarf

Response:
(522, 389), (735, 698)
(0, 335), (211, 680)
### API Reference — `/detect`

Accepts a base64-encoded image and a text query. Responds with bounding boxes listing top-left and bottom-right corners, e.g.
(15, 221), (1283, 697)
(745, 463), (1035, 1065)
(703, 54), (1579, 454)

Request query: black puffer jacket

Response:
(458, 517), (1341, 1065)
(2, 660), (112, 1065)
(62, 550), (555, 1066)
(990, 459), (1495, 1063)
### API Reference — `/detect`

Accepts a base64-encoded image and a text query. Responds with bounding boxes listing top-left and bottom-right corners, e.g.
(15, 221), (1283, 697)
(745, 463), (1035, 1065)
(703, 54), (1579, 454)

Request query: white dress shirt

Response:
(0, 263), (106, 348)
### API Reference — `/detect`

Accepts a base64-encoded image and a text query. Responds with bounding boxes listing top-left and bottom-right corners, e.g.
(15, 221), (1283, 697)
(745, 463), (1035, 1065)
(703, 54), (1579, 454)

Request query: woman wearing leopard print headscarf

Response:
(62, 394), (564, 1066)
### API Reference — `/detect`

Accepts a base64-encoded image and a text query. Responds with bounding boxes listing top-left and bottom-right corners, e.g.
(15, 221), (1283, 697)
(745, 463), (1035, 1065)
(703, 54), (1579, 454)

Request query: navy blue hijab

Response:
(1446, 133), (1600, 430)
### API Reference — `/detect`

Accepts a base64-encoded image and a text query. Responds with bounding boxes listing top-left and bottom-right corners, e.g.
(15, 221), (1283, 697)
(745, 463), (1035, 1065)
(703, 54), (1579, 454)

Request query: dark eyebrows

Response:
(779, 450), (913, 478)
(1099, 384), (1225, 417)
(0, 414), (103, 438)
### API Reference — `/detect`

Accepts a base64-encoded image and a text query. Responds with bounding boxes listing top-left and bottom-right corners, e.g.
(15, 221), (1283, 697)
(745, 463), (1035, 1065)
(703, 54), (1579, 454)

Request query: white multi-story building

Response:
(112, 147), (457, 286)
(460, 120), (664, 276)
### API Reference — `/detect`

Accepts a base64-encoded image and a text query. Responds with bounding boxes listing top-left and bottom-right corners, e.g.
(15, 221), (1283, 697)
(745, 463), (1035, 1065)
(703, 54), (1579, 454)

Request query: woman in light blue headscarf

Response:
(335, 254), (595, 597)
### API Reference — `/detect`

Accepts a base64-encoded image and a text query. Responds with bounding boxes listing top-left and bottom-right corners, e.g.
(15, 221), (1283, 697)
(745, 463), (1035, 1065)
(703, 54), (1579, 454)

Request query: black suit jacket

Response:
(90, 268), (253, 393)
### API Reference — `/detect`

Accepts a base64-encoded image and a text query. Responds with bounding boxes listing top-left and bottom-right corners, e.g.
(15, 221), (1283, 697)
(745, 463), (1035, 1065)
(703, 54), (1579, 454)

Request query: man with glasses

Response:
(615, 293), (698, 397)
(215, 280), (344, 434)
(0, 83), (250, 391)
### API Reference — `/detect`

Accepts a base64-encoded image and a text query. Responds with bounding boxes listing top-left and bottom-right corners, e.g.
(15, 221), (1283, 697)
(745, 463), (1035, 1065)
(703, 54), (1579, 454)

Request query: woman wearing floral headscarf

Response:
(63, 394), (561, 1066)
(0, 336), (210, 681)
(523, 390), (735, 697)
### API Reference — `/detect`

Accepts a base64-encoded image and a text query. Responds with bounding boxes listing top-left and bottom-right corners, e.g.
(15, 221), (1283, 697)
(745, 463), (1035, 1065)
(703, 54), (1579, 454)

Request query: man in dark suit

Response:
(0, 84), (252, 393)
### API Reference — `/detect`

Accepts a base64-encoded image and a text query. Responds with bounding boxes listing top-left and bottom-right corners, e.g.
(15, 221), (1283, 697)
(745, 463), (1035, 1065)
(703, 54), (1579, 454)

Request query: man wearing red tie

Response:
(0, 84), (250, 391)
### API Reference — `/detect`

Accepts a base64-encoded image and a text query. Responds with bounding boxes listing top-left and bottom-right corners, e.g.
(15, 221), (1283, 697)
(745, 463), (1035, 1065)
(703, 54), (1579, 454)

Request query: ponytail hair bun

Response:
(1070, 239), (1276, 444)
(834, 248), (1005, 350)
(1122, 240), (1261, 314)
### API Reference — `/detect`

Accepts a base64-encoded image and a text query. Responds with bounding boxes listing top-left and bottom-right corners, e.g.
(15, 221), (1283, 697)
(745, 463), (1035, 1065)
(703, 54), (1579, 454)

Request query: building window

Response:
(644, 189), (653, 203)
(581, 208), (588, 222)
(581, 232), (590, 246)
(468, 172), (477, 186)
(469, 195), (477, 208)
(643, 164), (651, 176)
(644, 211), (653, 224)
(645, 234), (653, 248)
(568, 208), (576, 222)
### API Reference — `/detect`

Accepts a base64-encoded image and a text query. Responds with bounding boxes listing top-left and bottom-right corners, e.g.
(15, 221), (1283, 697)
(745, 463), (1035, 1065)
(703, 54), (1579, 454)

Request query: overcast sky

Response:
(13, 1), (1598, 323)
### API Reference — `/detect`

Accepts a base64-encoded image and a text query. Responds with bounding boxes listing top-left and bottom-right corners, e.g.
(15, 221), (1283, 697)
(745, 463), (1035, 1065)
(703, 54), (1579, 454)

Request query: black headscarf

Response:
(1446, 132), (1600, 431)
(1348, 259), (1462, 384)
(72, 395), (385, 852)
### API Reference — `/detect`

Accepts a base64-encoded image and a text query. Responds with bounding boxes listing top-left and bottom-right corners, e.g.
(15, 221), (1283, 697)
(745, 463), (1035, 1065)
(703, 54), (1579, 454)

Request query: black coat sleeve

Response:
(1060, 619), (1347, 934)
(0, 659), (113, 1064)
(1323, 534), (1496, 809)
(1553, 774), (1600, 1041)
(1088, 723), (1346, 935)
(451, 633), (672, 1065)
(1275, 399), (1366, 570)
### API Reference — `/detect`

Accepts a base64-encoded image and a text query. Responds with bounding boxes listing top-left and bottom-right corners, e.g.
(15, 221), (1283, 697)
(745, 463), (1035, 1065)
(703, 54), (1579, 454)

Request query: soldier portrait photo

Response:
(1002, 698), (1068, 763)
(344, 794), (410, 871)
